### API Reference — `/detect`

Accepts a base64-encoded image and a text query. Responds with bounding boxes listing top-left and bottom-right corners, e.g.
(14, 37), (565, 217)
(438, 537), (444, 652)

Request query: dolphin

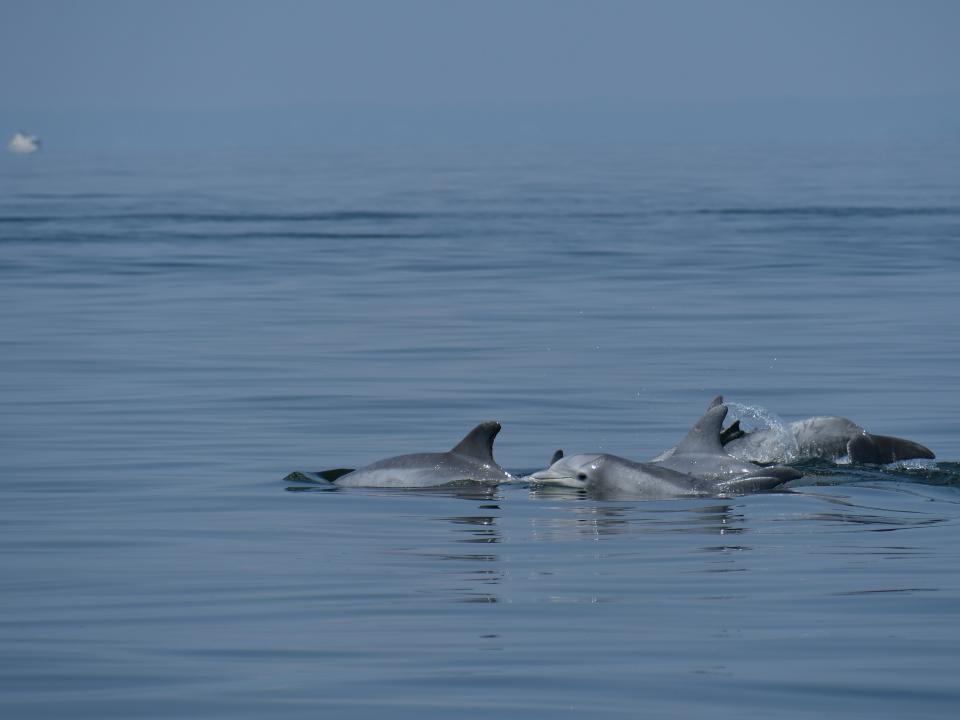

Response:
(650, 401), (802, 484)
(651, 396), (935, 465)
(331, 421), (515, 488)
(723, 415), (936, 465)
(528, 451), (793, 500)
(529, 403), (799, 499)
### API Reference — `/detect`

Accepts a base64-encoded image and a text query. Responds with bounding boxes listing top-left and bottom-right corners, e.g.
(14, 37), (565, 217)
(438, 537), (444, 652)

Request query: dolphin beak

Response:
(528, 470), (582, 488)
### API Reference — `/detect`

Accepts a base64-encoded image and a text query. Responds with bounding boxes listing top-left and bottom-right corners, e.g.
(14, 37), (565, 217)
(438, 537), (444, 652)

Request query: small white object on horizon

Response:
(8, 132), (41, 154)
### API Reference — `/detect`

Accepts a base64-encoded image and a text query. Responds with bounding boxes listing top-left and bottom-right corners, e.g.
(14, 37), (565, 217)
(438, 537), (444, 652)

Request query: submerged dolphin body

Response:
(723, 415), (935, 464)
(332, 421), (515, 488)
(530, 402), (799, 499)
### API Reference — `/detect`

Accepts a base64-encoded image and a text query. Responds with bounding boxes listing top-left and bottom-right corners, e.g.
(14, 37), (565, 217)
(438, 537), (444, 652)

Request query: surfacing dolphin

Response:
(529, 402), (799, 499)
(331, 421), (515, 488)
(650, 401), (801, 484)
(653, 396), (935, 465)
(529, 452), (795, 500)
(723, 415), (935, 464)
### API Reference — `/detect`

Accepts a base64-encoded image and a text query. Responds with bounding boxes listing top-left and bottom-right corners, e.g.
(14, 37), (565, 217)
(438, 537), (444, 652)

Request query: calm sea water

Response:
(2, 142), (960, 718)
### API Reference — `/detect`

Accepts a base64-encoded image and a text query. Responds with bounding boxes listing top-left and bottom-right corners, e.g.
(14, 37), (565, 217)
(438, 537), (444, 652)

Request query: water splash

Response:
(888, 458), (939, 471)
(724, 401), (800, 464)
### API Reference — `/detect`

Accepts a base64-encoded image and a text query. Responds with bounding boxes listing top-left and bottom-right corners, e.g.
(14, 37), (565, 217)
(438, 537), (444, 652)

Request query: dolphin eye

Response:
(577, 472), (588, 481)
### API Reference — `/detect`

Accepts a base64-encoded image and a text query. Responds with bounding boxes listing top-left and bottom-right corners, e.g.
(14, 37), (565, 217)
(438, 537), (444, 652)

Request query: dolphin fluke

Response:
(450, 421), (501, 462)
(847, 433), (935, 464)
(550, 449), (564, 465)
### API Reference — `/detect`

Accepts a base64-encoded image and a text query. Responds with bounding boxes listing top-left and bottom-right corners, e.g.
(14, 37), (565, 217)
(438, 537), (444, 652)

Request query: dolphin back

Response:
(847, 433), (935, 463)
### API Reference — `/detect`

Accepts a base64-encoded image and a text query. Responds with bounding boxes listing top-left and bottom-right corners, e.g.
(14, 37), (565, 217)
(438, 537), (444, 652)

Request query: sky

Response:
(2, 0), (959, 147)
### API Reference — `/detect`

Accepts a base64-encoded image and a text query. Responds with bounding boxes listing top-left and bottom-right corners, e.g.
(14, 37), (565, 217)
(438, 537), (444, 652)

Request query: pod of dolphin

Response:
(298, 396), (935, 499)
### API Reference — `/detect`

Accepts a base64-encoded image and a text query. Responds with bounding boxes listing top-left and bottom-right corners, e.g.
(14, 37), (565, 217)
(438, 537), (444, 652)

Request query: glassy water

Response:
(2, 143), (959, 718)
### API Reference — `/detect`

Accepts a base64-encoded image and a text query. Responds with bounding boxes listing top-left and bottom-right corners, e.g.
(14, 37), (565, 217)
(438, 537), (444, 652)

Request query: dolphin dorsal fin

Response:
(550, 449), (564, 465)
(450, 421), (501, 462)
(707, 395), (724, 409)
(673, 405), (728, 456)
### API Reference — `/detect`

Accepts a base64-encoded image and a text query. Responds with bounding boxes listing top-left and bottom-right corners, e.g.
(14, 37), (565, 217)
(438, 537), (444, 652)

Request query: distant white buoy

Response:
(8, 132), (41, 154)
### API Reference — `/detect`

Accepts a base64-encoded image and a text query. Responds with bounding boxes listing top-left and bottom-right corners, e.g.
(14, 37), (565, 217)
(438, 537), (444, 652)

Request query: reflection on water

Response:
(441, 514), (500, 544)
(802, 508), (948, 532)
(774, 484), (959, 534)
(381, 495), (507, 604)
(527, 498), (747, 540)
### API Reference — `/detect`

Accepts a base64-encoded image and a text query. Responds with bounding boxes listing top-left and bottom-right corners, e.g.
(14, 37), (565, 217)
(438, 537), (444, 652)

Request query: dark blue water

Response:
(2, 143), (960, 718)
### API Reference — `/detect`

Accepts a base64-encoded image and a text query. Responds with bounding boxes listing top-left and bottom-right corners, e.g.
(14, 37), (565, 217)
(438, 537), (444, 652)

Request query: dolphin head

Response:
(528, 453), (607, 489)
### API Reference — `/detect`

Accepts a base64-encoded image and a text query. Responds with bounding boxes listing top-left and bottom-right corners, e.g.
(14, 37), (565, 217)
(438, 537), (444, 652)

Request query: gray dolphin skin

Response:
(651, 402), (801, 485)
(529, 452), (793, 500)
(652, 396), (936, 465)
(723, 415), (936, 464)
(529, 453), (723, 499)
(333, 421), (515, 488)
(529, 402), (800, 499)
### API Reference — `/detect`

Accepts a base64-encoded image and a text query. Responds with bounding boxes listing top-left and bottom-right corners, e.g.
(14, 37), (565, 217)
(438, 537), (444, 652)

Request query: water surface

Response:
(2, 142), (959, 718)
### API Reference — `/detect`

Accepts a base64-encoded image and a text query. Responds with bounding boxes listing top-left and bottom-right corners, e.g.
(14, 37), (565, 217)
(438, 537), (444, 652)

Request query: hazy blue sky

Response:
(3, 1), (959, 147)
